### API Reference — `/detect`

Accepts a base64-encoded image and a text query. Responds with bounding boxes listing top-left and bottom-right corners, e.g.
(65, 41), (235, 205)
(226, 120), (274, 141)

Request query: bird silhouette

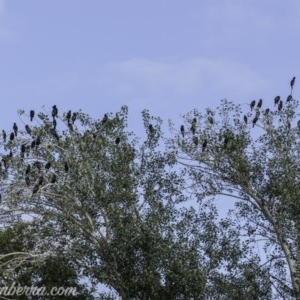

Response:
(68, 122), (74, 131)
(202, 139), (207, 152)
(208, 116), (214, 124)
(257, 99), (263, 108)
(180, 125), (185, 137)
(278, 100), (283, 111)
(2, 130), (6, 142)
(25, 125), (32, 135)
(52, 105), (58, 118)
(71, 113), (77, 123)
(252, 117), (258, 127)
(45, 162), (51, 170)
(250, 100), (256, 111)
(102, 114), (108, 124)
(66, 110), (71, 121)
(30, 110), (35, 121)
(287, 95), (293, 102)
(13, 123), (18, 136)
(264, 108), (270, 115)
(64, 162), (69, 172)
(274, 96), (280, 106)
(243, 115), (248, 124)
(51, 174), (57, 183)
(10, 132), (14, 141)
(21, 144), (25, 153)
(36, 136), (41, 146)
(290, 77), (296, 90)
(298, 120), (300, 131)
(31, 140), (36, 149)
(38, 175), (44, 186)
(190, 124), (196, 135)
(115, 137), (120, 145)
(148, 124), (154, 134)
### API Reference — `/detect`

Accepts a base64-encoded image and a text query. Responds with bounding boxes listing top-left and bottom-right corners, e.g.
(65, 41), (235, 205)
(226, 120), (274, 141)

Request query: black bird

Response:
(149, 124), (154, 134)
(36, 136), (41, 146)
(13, 123), (18, 136)
(257, 99), (262, 108)
(193, 136), (199, 146)
(180, 125), (185, 137)
(290, 77), (296, 89)
(51, 174), (57, 184)
(115, 137), (120, 145)
(298, 120), (300, 131)
(52, 105), (58, 118)
(71, 112), (77, 123)
(224, 136), (229, 147)
(202, 139), (207, 152)
(2, 130), (6, 142)
(31, 140), (36, 149)
(64, 162), (69, 172)
(66, 110), (72, 121)
(243, 115), (248, 124)
(67, 122), (74, 131)
(252, 117), (258, 127)
(53, 118), (57, 130)
(287, 95), (293, 102)
(274, 96), (280, 106)
(25, 125), (32, 135)
(102, 114), (108, 124)
(30, 110), (35, 121)
(208, 116), (214, 124)
(264, 108), (270, 115)
(10, 132), (14, 141)
(190, 124), (196, 135)
(38, 175), (44, 186)
(8, 150), (13, 158)
(278, 100), (283, 111)
(45, 162), (51, 170)
(250, 100), (256, 111)
(25, 164), (31, 176)
(21, 144), (25, 153)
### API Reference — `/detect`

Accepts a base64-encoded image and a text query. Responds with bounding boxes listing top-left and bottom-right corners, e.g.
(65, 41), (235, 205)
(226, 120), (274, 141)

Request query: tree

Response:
(0, 105), (271, 299)
(171, 95), (300, 298)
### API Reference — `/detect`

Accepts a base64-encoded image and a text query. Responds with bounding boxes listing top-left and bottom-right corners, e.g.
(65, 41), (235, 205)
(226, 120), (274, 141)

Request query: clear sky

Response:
(0, 0), (299, 126)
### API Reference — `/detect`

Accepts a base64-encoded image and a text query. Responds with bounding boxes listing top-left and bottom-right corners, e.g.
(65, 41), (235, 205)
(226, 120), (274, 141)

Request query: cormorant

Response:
(290, 77), (296, 89)
(71, 112), (77, 123)
(257, 99), (262, 108)
(64, 162), (69, 172)
(52, 105), (58, 118)
(208, 116), (214, 124)
(30, 110), (35, 121)
(2, 130), (6, 142)
(10, 132), (14, 141)
(38, 175), (44, 186)
(115, 137), (120, 145)
(180, 125), (185, 137)
(31, 140), (36, 149)
(149, 124), (154, 134)
(298, 120), (300, 131)
(45, 162), (51, 170)
(243, 115), (248, 124)
(264, 108), (270, 115)
(274, 96), (280, 106)
(25, 125), (32, 135)
(102, 114), (108, 124)
(190, 124), (196, 135)
(287, 95), (293, 102)
(202, 139), (207, 152)
(250, 100), (256, 111)
(36, 136), (41, 146)
(66, 110), (71, 121)
(68, 122), (74, 131)
(278, 100), (283, 111)
(13, 123), (18, 136)
(21, 144), (25, 153)
(51, 173), (57, 183)
(252, 117), (258, 127)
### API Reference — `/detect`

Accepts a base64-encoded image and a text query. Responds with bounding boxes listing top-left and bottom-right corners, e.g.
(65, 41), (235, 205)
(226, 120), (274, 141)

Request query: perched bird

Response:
(180, 125), (185, 137)
(257, 99), (263, 108)
(2, 130), (6, 142)
(51, 173), (57, 184)
(298, 120), (300, 131)
(31, 140), (36, 149)
(264, 108), (270, 115)
(8, 150), (13, 158)
(193, 136), (199, 146)
(30, 110), (35, 121)
(190, 124), (196, 135)
(67, 122), (74, 131)
(64, 162), (69, 172)
(45, 162), (51, 170)
(208, 116), (214, 124)
(115, 137), (120, 145)
(148, 124), (154, 134)
(274, 96), (280, 106)
(38, 175), (44, 186)
(287, 95), (293, 102)
(13, 123), (18, 136)
(243, 115), (248, 124)
(224, 136), (229, 147)
(66, 110), (72, 121)
(250, 100), (256, 111)
(10, 132), (14, 141)
(52, 105), (58, 118)
(35, 136), (41, 146)
(102, 114), (108, 124)
(202, 139), (207, 152)
(278, 100), (283, 111)
(71, 112), (77, 123)
(25, 125), (32, 135)
(252, 117), (258, 127)
(290, 77), (296, 89)
(21, 144), (25, 153)
(25, 164), (31, 176)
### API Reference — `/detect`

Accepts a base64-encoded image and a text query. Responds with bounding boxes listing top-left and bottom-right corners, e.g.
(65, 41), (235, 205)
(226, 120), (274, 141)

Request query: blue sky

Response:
(0, 0), (299, 127)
